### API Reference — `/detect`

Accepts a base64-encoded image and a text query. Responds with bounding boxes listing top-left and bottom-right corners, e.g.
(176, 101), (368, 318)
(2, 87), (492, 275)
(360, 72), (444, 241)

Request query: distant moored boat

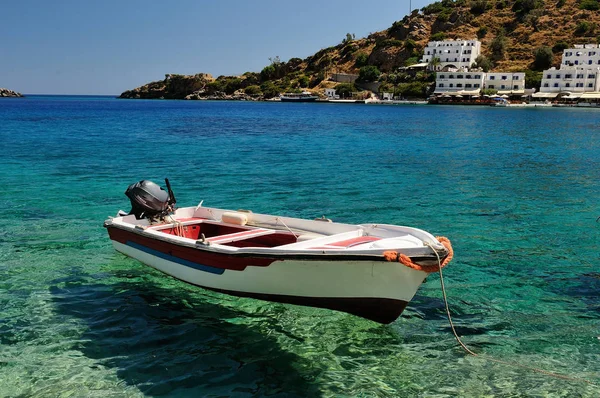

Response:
(280, 91), (319, 102)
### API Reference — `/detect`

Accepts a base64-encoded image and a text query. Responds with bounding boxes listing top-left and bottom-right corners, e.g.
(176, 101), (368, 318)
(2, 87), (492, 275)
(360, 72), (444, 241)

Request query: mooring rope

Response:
(425, 241), (598, 387)
(165, 215), (185, 237)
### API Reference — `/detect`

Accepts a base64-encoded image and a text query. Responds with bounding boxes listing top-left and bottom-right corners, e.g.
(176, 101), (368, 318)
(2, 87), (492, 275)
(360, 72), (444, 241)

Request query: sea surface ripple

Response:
(0, 96), (599, 397)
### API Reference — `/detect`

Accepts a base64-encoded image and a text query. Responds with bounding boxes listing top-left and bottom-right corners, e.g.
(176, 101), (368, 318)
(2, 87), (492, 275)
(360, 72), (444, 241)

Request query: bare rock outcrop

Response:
(0, 88), (23, 97)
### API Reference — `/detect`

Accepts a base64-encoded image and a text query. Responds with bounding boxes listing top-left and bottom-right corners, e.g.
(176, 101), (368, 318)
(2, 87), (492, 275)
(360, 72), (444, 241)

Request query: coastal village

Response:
(114, 39), (600, 108)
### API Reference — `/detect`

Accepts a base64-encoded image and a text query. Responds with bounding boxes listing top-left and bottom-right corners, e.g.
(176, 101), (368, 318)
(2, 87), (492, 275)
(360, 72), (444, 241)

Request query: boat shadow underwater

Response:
(50, 268), (324, 397)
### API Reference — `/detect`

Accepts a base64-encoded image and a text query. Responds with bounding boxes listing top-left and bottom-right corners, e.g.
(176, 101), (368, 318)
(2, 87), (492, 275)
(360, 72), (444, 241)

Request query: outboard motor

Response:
(125, 179), (175, 219)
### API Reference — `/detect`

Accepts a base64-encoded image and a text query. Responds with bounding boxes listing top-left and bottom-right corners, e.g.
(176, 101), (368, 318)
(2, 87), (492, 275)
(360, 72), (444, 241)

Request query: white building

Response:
(538, 66), (600, 94)
(561, 44), (600, 67)
(535, 44), (600, 100)
(324, 88), (339, 99)
(421, 39), (481, 71)
(434, 70), (485, 95)
(484, 72), (526, 95)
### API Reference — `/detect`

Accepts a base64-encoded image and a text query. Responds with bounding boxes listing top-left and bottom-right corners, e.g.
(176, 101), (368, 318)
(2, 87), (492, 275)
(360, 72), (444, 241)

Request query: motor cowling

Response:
(125, 180), (171, 219)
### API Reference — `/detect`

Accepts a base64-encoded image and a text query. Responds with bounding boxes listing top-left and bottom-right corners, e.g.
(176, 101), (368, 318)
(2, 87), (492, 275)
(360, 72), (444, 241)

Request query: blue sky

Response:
(2, 0), (435, 95)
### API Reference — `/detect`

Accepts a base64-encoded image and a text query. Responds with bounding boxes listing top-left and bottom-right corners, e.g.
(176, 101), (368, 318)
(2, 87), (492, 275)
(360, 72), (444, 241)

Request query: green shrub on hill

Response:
(477, 26), (488, 38)
(396, 82), (430, 98)
(355, 52), (369, 67)
(244, 85), (262, 96)
(357, 66), (381, 82)
(525, 70), (542, 90)
(335, 83), (358, 98)
(470, 0), (489, 14)
(422, 2), (446, 15)
(431, 32), (446, 41)
(575, 21), (596, 36)
(490, 31), (508, 62)
(552, 41), (569, 53)
(260, 81), (279, 98)
(580, 0), (600, 10)
(533, 46), (553, 70)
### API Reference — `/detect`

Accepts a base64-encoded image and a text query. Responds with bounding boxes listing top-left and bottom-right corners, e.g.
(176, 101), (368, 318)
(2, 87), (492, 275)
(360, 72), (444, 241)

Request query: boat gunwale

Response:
(105, 222), (447, 264)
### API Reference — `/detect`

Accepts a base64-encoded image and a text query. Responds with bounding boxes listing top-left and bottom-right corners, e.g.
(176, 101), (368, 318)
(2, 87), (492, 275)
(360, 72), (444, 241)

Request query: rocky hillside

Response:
(121, 0), (600, 99)
(0, 88), (23, 97)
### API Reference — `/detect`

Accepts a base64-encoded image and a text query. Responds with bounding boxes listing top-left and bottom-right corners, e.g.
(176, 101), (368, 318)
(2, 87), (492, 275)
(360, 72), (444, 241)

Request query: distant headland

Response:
(0, 88), (23, 97)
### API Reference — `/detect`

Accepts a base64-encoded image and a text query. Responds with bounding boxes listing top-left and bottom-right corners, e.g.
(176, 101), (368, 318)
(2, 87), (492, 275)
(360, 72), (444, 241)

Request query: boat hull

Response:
(280, 97), (318, 102)
(109, 227), (428, 323)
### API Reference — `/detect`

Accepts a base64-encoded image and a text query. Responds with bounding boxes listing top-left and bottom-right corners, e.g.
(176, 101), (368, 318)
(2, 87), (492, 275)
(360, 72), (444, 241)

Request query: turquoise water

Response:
(1, 96), (599, 397)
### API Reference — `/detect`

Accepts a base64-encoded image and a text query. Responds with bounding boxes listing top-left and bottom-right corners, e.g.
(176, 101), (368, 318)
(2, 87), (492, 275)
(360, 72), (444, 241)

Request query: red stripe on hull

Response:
(107, 227), (277, 271)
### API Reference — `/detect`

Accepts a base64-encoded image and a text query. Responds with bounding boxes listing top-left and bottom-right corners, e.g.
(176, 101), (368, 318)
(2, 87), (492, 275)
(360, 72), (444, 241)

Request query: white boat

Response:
(491, 97), (509, 107)
(279, 91), (319, 102)
(104, 180), (453, 324)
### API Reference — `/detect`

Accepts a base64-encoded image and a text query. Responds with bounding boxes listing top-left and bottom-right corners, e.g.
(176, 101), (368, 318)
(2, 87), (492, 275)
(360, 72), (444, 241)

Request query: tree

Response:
(357, 66), (381, 82)
(533, 46), (553, 70)
(244, 85), (262, 97)
(477, 26), (488, 39)
(260, 81), (280, 98)
(260, 64), (276, 81)
(552, 41), (569, 53)
(474, 55), (492, 72)
(470, 0), (489, 14)
(525, 70), (542, 90)
(428, 57), (441, 71)
(342, 33), (355, 44)
(335, 83), (357, 98)
(490, 31), (508, 62)
(579, 0), (599, 10)
(355, 52), (369, 67)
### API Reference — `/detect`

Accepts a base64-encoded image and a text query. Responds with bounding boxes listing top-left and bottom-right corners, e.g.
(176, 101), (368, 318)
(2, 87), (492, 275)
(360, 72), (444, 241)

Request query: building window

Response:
(565, 83), (570, 87)
(589, 60), (593, 65)
(576, 74), (584, 78)
(439, 74), (445, 78)
(449, 83), (454, 88)
(449, 74), (454, 78)
(501, 85), (506, 89)
(554, 83), (559, 87)
(465, 83), (472, 88)
(439, 83), (444, 87)
(565, 74), (572, 78)
(489, 84), (495, 88)
(556, 74), (561, 78)
(466, 75), (472, 79)
(546, 74), (551, 78)
(589, 74), (595, 79)
(544, 83), (549, 87)
(474, 84), (480, 88)
(502, 76), (507, 80)
(457, 75), (463, 78)
(576, 83), (583, 87)
(575, 60), (579, 65)
(475, 75), (481, 79)
(589, 83), (594, 88)
(457, 84), (463, 88)
(513, 76), (519, 80)
(513, 85), (519, 89)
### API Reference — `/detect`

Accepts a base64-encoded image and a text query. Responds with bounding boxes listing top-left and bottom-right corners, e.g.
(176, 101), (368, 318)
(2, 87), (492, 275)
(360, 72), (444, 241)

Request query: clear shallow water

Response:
(1, 96), (599, 397)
